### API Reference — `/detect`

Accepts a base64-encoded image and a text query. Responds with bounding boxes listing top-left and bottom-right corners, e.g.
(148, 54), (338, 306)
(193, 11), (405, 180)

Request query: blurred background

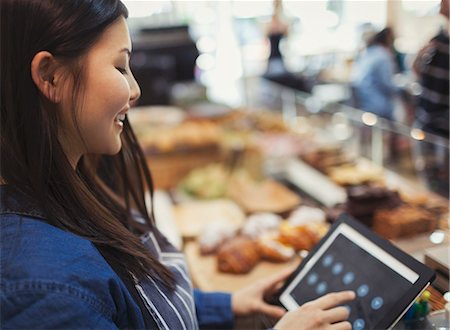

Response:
(123, 4), (449, 325)
(124, 0), (444, 107)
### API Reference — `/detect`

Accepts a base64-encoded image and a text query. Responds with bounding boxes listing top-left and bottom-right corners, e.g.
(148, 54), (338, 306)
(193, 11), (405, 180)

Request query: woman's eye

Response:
(116, 67), (127, 74)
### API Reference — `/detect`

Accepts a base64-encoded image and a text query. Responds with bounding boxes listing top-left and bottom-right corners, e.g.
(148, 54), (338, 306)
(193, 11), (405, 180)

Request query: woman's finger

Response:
(258, 301), (287, 319)
(307, 291), (355, 310)
(330, 320), (352, 330)
(260, 265), (297, 293)
(322, 306), (350, 324)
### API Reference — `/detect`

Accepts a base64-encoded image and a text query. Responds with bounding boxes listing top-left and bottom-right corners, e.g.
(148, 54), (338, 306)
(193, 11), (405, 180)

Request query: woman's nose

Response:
(128, 71), (141, 103)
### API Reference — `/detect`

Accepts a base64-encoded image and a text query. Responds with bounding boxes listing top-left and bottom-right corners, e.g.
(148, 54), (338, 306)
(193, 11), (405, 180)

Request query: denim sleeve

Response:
(1, 280), (118, 329)
(193, 289), (234, 330)
(375, 54), (399, 95)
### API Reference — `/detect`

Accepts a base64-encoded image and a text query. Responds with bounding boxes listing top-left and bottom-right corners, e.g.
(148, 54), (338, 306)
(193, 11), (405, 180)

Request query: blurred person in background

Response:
(1, 0), (355, 328)
(411, 0), (449, 197)
(413, 0), (449, 140)
(265, 0), (288, 76)
(263, 0), (311, 93)
(351, 27), (400, 121)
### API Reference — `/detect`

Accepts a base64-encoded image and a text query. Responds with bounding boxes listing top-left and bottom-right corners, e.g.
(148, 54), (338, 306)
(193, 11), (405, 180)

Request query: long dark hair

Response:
(1, 0), (174, 287)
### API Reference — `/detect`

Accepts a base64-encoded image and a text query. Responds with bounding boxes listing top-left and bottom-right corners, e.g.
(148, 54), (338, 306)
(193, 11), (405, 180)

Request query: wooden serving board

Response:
(184, 241), (300, 292)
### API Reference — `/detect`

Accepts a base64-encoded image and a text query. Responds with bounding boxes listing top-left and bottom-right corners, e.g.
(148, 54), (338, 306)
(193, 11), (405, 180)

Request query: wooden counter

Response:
(184, 231), (450, 292)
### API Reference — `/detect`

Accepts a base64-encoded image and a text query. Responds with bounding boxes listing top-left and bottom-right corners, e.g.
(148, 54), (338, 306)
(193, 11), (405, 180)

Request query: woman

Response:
(411, 0), (449, 198)
(266, 0), (289, 75)
(351, 27), (399, 120)
(263, 0), (311, 93)
(0, 1), (354, 329)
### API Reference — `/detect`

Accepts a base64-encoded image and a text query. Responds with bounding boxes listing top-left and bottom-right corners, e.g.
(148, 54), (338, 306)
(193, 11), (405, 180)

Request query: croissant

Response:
(217, 236), (261, 274)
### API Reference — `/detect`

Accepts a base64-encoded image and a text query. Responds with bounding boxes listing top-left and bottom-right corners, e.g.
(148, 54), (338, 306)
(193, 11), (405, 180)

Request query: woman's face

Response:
(59, 16), (140, 166)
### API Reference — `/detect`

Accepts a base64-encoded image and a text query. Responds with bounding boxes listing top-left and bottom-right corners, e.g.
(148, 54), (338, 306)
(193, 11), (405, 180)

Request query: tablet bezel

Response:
(275, 214), (435, 329)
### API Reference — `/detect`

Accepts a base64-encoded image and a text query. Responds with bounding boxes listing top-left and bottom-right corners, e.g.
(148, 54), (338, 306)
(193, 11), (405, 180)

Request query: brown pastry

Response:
(303, 148), (354, 173)
(327, 185), (403, 226)
(373, 205), (436, 239)
(328, 163), (384, 186)
(258, 235), (295, 263)
(198, 223), (238, 255)
(217, 236), (261, 274)
(278, 223), (318, 251)
(241, 213), (282, 239)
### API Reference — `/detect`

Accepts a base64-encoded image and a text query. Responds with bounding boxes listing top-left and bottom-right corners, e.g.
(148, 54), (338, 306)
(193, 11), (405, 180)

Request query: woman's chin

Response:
(111, 145), (122, 155)
(88, 136), (123, 156)
(105, 140), (122, 155)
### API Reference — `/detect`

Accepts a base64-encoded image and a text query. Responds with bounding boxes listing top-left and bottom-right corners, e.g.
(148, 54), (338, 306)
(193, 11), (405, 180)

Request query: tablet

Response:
(277, 214), (435, 330)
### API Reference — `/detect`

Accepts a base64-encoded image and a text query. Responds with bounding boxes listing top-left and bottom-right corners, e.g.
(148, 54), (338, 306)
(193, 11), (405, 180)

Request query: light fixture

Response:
(410, 128), (426, 141)
(361, 112), (377, 126)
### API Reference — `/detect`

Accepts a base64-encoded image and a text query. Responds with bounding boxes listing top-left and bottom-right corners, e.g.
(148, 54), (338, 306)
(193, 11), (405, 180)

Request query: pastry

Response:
(278, 223), (318, 251)
(217, 236), (261, 274)
(258, 234), (295, 263)
(327, 163), (384, 186)
(288, 206), (326, 227)
(241, 213), (282, 239)
(180, 163), (228, 199)
(373, 205), (436, 239)
(198, 223), (238, 255)
(303, 147), (354, 172)
(327, 184), (403, 226)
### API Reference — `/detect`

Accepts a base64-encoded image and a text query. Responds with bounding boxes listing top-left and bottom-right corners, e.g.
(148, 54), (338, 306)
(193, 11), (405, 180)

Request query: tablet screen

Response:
(279, 223), (420, 330)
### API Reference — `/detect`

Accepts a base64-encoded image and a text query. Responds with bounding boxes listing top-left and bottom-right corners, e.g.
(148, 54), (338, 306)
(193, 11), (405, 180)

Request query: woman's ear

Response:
(31, 51), (64, 103)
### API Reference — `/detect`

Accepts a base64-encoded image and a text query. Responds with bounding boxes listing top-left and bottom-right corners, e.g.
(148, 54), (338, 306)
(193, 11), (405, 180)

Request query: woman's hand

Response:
(274, 291), (355, 330)
(231, 266), (295, 319)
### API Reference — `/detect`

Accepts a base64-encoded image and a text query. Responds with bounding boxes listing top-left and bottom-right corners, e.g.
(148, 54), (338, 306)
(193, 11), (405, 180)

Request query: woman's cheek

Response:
(98, 71), (130, 113)
(113, 73), (132, 107)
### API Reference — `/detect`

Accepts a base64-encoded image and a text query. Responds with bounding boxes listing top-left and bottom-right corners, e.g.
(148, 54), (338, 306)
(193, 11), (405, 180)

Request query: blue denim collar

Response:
(0, 185), (47, 220)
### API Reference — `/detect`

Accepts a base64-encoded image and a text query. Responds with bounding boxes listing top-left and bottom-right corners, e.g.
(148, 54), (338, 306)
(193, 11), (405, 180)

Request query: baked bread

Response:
(241, 212), (282, 239)
(303, 147), (354, 172)
(345, 185), (403, 226)
(198, 223), (238, 255)
(217, 236), (261, 274)
(288, 206), (326, 227)
(373, 205), (436, 239)
(278, 223), (318, 251)
(258, 234), (295, 262)
(328, 163), (384, 186)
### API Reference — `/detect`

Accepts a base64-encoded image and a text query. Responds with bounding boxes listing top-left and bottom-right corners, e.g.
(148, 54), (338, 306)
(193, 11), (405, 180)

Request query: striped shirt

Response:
(417, 30), (450, 138)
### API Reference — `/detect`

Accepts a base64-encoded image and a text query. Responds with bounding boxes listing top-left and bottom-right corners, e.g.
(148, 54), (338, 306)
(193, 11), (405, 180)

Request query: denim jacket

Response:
(0, 186), (233, 329)
(351, 45), (399, 120)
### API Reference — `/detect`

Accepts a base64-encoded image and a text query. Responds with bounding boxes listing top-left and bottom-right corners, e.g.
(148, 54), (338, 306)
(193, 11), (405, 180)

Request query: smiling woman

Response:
(1, 0), (166, 281)
(1, 1), (355, 329)
(0, 0), (182, 327)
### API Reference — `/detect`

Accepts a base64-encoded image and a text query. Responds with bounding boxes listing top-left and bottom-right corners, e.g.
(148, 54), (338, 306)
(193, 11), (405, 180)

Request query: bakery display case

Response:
(253, 78), (449, 197)
(251, 79), (449, 249)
